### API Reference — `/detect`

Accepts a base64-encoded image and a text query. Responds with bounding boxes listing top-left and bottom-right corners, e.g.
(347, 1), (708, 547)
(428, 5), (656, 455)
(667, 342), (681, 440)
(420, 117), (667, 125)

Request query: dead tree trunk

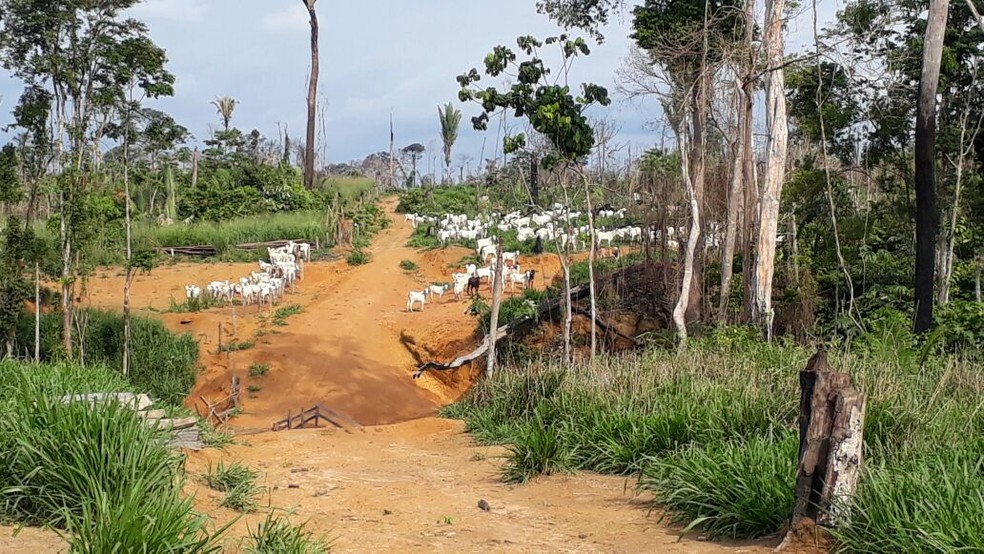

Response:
(752, 0), (790, 340)
(780, 349), (866, 549)
(486, 243), (505, 378)
(914, 0), (949, 333)
(302, 0), (320, 190)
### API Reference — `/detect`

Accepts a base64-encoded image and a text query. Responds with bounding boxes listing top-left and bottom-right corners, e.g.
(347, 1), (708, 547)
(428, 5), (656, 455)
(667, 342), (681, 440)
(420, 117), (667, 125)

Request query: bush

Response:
(0, 362), (224, 551)
(245, 512), (332, 554)
(639, 433), (798, 539)
(399, 259), (418, 271)
(15, 309), (199, 406)
(346, 249), (370, 266)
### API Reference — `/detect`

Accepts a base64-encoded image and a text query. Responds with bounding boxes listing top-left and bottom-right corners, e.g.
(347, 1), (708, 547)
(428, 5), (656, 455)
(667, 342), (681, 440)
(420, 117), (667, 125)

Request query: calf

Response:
(466, 276), (481, 297)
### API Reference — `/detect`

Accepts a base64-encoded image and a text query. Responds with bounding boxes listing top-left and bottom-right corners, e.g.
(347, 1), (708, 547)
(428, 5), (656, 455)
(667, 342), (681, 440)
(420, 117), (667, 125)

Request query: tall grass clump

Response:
(205, 460), (261, 513)
(639, 432), (798, 539)
(0, 361), (223, 550)
(15, 309), (199, 405)
(245, 512), (333, 554)
(835, 443), (984, 553)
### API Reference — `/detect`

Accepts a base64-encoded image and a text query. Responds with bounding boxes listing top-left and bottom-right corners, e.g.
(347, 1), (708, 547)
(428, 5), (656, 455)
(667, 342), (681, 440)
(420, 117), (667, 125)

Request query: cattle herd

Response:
(401, 203), (650, 313)
(183, 240), (310, 309)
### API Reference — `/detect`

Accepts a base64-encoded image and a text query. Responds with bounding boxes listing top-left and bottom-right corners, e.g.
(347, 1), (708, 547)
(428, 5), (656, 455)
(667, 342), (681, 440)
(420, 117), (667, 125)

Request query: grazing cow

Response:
(466, 276), (481, 297)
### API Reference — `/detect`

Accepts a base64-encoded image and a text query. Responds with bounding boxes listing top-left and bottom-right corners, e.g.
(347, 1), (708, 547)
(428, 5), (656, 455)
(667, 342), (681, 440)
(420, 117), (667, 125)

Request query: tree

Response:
(211, 96), (239, 131)
(751, 0), (790, 339)
(457, 34), (610, 360)
(401, 143), (425, 187)
(913, 0), (950, 333)
(0, 0), (175, 358)
(438, 102), (462, 184)
(302, 0), (319, 190)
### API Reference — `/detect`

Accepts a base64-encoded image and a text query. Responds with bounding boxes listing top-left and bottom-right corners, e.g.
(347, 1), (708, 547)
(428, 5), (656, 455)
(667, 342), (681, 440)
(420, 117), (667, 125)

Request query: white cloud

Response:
(129, 0), (206, 23)
(262, 4), (310, 32)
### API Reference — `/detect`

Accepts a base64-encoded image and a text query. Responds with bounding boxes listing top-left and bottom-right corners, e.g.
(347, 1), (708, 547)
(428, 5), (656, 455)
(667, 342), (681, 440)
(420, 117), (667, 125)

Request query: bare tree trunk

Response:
(914, 0), (949, 334)
(60, 186), (73, 358)
(718, 79), (745, 322)
(752, 0), (789, 339)
(122, 101), (134, 377)
(673, 113), (699, 348)
(582, 170), (598, 360)
(740, 0), (758, 324)
(303, 0), (320, 190)
(976, 255), (982, 302)
(389, 113), (396, 189)
(34, 262), (40, 363)
(486, 243), (504, 377)
(191, 147), (199, 188)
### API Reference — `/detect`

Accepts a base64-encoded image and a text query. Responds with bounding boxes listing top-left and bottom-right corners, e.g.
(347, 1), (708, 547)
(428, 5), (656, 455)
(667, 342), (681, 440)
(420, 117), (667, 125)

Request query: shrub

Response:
(248, 363), (270, 378)
(639, 433), (798, 539)
(245, 512), (332, 554)
(399, 259), (418, 271)
(346, 249), (370, 266)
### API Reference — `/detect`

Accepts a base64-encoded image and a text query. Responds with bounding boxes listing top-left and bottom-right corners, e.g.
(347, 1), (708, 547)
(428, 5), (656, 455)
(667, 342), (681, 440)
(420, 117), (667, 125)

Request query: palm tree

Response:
(438, 102), (461, 184)
(210, 96), (239, 131)
(303, 0), (319, 189)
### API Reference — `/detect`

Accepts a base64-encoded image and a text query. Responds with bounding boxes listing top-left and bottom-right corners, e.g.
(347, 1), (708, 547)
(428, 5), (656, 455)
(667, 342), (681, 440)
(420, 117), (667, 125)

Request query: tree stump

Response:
(779, 349), (867, 550)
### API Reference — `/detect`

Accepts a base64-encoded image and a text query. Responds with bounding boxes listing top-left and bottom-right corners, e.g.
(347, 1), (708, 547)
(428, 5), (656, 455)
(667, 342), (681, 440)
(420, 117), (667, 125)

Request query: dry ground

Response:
(1, 198), (779, 553)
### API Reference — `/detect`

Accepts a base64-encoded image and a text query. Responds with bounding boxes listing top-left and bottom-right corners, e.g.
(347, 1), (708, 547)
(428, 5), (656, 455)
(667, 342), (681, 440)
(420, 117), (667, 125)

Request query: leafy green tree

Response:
(438, 103), (462, 184)
(401, 143), (426, 187)
(0, 0), (175, 358)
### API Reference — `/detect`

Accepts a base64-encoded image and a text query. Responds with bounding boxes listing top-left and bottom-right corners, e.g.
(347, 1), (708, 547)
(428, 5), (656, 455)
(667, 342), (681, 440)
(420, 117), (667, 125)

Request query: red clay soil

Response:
(0, 198), (789, 553)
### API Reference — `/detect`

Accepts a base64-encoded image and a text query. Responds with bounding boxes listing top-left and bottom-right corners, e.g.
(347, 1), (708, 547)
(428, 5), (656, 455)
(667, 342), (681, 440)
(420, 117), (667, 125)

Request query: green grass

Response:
(320, 175), (375, 204)
(399, 259), (418, 271)
(245, 512), (333, 554)
(346, 249), (370, 266)
(137, 211), (329, 255)
(441, 334), (984, 549)
(272, 304), (303, 326)
(205, 460), (261, 514)
(167, 294), (218, 313)
(248, 363), (271, 377)
(247, 385), (262, 393)
(0, 361), (225, 551)
(639, 432), (798, 539)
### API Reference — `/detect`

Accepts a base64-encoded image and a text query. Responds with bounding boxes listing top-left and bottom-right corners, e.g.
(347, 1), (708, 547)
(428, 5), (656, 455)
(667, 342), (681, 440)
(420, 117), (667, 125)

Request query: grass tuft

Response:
(249, 363), (271, 377)
(346, 249), (370, 266)
(245, 511), (333, 554)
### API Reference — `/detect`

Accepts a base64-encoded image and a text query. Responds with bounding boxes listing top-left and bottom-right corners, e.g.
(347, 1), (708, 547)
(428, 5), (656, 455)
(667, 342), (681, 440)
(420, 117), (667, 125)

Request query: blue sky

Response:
(0, 0), (838, 171)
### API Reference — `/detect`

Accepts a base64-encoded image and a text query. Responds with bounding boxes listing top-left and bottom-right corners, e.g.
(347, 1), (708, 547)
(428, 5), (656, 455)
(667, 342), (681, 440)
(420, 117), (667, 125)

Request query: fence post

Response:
(779, 349), (867, 550)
